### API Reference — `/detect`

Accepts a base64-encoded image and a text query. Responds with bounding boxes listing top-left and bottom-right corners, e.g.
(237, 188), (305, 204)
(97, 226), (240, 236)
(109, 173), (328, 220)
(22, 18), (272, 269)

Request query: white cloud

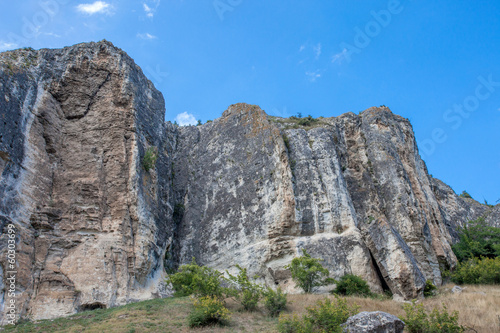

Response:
(299, 45), (305, 52)
(314, 43), (321, 59)
(143, 4), (153, 17)
(137, 33), (157, 40)
(306, 70), (321, 82)
(332, 48), (348, 64)
(44, 32), (61, 38)
(0, 42), (18, 52)
(143, 1), (160, 18)
(175, 112), (197, 126)
(76, 1), (112, 15)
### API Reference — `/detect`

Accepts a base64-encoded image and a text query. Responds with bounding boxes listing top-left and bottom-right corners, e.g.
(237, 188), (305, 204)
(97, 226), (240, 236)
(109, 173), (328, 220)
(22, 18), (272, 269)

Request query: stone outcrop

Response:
(0, 41), (497, 323)
(342, 311), (405, 333)
(431, 178), (500, 234)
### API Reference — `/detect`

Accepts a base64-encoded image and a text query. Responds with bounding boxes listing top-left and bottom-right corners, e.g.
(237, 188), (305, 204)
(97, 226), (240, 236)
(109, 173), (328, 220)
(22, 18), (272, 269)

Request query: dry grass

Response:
(285, 284), (500, 333)
(5, 285), (500, 332)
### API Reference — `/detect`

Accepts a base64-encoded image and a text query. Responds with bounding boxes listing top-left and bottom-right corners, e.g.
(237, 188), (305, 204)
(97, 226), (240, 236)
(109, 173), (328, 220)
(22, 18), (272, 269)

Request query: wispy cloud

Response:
(137, 33), (157, 40)
(331, 48), (348, 64)
(175, 112), (197, 126)
(306, 70), (322, 82)
(313, 43), (321, 59)
(143, 0), (160, 18)
(76, 1), (112, 15)
(0, 42), (18, 52)
(298, 42), (322, 63)
(143, 4), (153, 17)
(43, 32), (61, 38)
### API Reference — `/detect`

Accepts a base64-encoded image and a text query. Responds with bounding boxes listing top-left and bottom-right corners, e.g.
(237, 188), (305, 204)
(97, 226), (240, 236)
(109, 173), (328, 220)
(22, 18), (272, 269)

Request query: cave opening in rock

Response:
(369, 250), (391, 293)
(80, 302), (106, 311)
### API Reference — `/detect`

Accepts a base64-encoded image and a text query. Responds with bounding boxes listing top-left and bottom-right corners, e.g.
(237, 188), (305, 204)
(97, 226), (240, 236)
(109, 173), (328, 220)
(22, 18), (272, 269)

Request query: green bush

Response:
(304, 297), (359, 333)
(451, 217), (500, 261)
(226, 265), (263, 311)
(165, 259), (225, 298)
(459, 190), (472, 199)
(451, 256), (500, 285)
(187, 296), (230, 327)
(264, 287), (287, 317)
(332, 274), (372, 297)
(401, 301), (464, 333)
(142, 146), (158, 172)
(423, 279), (437, 297)
(282, 134), (291, 151)
(286, 249), (334, 293)
(297, 115), (317, 127)
(277, 313), (314, 333)
(278, 297), (358, 333)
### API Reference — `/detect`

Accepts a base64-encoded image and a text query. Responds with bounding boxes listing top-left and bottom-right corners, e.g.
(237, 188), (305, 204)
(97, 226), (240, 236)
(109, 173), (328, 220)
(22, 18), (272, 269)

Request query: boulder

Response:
(342, 311), (405, 333)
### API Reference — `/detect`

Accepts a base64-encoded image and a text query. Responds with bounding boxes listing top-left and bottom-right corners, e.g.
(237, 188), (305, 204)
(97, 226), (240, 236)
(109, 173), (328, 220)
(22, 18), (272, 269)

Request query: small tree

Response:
(226, 265), (263, 311)
(451, 217), (500, 261)
(459, 190), (472, 199)
(166, 258), (225, 299)
(285, 249), (334, 293)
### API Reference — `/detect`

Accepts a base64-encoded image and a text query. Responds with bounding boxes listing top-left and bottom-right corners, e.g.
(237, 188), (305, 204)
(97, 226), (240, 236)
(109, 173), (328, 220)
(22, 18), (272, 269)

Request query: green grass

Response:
(4, 296), (280, 333)
(5, 285), (500, 332)
(3, 297), (191, 333)
(268, 115), (329, 130)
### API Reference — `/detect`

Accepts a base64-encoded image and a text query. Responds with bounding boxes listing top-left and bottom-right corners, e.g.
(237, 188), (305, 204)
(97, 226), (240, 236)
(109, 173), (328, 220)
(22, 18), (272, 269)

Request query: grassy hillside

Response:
(4, 285), (500, 333)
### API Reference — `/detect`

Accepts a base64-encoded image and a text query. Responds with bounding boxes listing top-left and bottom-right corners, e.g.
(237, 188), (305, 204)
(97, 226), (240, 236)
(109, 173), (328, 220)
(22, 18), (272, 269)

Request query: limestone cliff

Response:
(0, 41), (496, 323)
(0, 41), (173, 323)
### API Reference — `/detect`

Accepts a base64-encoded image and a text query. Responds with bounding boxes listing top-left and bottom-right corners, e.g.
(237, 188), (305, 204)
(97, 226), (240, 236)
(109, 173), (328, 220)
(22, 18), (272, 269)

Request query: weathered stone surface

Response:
(342, 311), (405, 333)
(1, 42), (497, 323)
(430, 178), (492, 239)
(0, 41), (174, 323)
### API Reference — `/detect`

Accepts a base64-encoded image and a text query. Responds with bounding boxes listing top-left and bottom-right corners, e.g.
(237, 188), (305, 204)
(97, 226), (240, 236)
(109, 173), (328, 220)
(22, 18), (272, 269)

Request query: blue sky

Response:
(1, 0), (499, 203)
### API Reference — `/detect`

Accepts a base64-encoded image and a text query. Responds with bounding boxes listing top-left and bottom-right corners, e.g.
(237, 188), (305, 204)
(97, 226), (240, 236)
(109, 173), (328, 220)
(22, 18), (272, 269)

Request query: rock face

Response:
(0, 41), (174, 323)
(342, 311), (405, 333)
(0, 41), (497, 323)
(431, 178), (500, 233)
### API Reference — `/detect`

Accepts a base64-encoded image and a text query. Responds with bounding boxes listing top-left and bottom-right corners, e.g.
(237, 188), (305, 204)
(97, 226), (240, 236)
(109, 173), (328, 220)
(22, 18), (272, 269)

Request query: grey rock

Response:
(342, 311), (405, 333)
(0, 41), (174, 323)
(452, 286), (463, 293)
